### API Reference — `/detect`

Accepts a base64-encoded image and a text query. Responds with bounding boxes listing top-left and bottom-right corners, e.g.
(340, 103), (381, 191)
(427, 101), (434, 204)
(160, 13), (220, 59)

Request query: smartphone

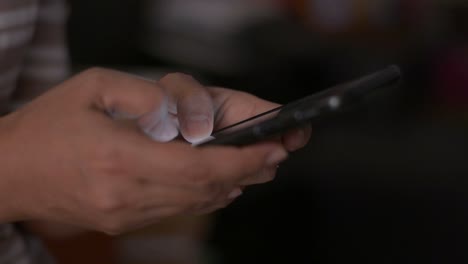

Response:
(197, 65), (402, 147)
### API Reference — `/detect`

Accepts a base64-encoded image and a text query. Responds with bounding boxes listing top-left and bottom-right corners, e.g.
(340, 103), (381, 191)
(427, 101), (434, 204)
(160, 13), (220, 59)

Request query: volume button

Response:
(328, 96), (341, 110)
(294, 111), (305, 121)
(253, 126), (263, 136)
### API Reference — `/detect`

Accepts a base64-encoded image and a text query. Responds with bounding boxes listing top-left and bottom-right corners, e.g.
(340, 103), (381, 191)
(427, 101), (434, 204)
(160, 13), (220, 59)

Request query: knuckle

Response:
(183, 170), (226, 209)
(182, 158), (211, 186)
(84, 67), (108, 76)
(218, 200), (233, 210)
(83, 146), (129, 213)
(93, 189), (123, 214)
(203, 182), (225, 201)
(99, 217), (126, 236)
(194, 183), (227, 211)
(195, 186), (219, 206)
(81, 67), (111, 89)
(261, 173), (276, 184)
(89, 187), (132, 235)
(193, 171), (221, 199)
(91, 144), (126, 176)
(189, 194), (217, 214)
(262, 168), (277, 181)
(254, 168), (277, 184)
(161, 72), (194, 83)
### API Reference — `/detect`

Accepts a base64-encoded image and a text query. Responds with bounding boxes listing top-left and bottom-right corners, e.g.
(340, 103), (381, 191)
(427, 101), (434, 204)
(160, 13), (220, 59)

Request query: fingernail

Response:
(228, 188), (243, 199)
(266, 148), (288, 166)
(183, 115), (212, 142)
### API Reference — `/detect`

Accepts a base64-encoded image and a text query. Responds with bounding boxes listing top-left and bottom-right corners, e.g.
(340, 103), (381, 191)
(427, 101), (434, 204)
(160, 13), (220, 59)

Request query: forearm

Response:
(0, 115), (26, 224)
(0, 114), (87, 236)
(22, 221), (87, 240)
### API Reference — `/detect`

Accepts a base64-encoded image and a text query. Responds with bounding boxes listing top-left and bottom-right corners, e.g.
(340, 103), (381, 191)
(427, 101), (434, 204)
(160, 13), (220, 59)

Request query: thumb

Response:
(88, 68), (179, 141)
(90, 68), (165, 118)
(177, 95), (214, 144)
(158, 73), (215, 144)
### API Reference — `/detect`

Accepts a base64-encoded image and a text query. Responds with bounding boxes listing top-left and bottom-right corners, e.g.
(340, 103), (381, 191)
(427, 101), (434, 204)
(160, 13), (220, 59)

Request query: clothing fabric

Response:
(0, 0), (69, 262)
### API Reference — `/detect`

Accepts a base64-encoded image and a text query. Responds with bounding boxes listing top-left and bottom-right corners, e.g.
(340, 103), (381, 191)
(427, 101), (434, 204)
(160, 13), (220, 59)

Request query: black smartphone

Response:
(197, 65), (402, 147)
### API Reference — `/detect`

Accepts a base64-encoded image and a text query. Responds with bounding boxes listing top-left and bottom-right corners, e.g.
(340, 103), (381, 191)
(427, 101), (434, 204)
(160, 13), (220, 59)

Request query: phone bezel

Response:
(198, 65), (402, 147)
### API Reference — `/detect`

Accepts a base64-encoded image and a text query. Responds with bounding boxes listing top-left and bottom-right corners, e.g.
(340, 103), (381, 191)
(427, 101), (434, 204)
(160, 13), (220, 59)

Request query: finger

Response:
(207, 87), (312, 151)
(81, 68), (179, 142)
(240, 166), (279, 186)
(191, 199), (237, 216)
(126, 158), (244, 217)
(184, 188), (244, 216)
(112, 135), (287, 221)
(159, 73), (214, 143)
(282, 125), (312, 152)
(208, 87), (280, 128)
(134, 183), (207, 214)
(87, 68), (166, 119)
(138, 105), (180, 142)
(122, 134), (288, 188)
(194, 142), (288, 185)
(139, 185), (239, 218)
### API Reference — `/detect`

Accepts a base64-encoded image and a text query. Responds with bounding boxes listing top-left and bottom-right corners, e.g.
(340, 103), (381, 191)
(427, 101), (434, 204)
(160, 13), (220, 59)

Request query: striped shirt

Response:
(0, 0), (69, 112)
(1, 0), (69, 263)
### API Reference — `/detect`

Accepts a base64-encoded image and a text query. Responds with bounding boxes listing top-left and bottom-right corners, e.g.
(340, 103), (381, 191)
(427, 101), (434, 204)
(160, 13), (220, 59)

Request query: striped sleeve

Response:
(0, 224), (55, 264)
(12, 0), (70, 104)
(0, 0), (38, 113)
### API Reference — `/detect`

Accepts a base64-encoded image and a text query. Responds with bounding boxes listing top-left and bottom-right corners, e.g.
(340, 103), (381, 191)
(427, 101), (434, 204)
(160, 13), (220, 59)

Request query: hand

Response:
(207, 86), (312, 152)
(208, 86), (312, 185)
(142, 73), (311, 150)
(0, 68), (289, 235)
(143, 73), (311, 186)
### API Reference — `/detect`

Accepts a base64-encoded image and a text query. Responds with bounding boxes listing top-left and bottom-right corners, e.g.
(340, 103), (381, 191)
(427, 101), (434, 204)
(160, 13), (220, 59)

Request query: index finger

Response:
(208, 87), (280, 129)
(120, 133), (288, 188)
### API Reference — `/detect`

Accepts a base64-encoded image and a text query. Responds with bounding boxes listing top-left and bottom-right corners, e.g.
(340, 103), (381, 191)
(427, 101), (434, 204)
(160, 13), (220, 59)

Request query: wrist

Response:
(0, 114), (28, 223)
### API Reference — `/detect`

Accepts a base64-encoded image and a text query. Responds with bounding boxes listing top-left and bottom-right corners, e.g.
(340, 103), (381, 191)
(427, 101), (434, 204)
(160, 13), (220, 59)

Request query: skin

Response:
(0, 68), (310, 236)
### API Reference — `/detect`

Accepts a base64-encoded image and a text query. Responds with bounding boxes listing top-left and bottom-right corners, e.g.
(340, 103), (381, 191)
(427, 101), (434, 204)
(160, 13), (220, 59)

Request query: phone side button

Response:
(294, 111), (306, 121)
(295, 109), (318, 121)
(253, 126), (264, 137)
(328, 96), (341, 110)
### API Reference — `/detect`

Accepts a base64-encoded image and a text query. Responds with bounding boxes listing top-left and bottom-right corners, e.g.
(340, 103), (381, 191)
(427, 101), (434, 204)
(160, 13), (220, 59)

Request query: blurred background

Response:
(42, 0), (468, 263)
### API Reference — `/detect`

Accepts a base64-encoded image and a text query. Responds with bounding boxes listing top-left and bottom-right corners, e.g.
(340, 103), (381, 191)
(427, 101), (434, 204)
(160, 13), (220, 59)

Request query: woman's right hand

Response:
(0, 68), (288, 235)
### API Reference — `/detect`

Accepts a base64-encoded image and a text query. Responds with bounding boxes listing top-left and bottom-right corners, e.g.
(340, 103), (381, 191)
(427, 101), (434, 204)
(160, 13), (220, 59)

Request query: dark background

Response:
(58, 0), (468, 263)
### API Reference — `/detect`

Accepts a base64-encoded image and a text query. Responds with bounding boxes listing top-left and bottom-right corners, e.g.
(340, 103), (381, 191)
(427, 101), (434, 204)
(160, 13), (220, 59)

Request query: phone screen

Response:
(212, 107), (282, 137)
(198, 65), (402, 147)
